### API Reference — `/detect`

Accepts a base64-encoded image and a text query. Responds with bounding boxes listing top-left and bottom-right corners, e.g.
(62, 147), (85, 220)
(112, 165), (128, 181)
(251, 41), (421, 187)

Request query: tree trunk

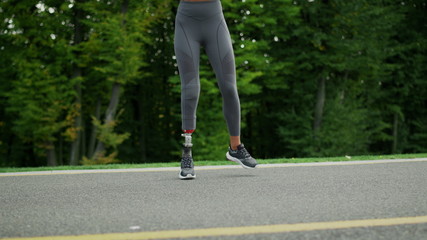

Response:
(70, 75), (82, 165)
(121, 0), (129, 18)
(139, 84), (147, 162)
(89, 98), (101, 158)
(92, 0), (129, 160)
(58, 134), (63, 165)
(69, 0), (84, 165)
(7, 134), (14, 165)
(26, 142), (35, 167)
(392, 112), (398, 153)
(313, 77), (326, 138)
(93, 82), (122, 158)
(46, 142), (57, 166)
(81, 117), (86, 160)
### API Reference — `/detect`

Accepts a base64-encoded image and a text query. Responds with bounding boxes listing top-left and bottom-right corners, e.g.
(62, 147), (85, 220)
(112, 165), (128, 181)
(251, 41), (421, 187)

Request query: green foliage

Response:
(79, 1), (145, 85)
(0, 0), (426, 167)
(92, 116), (130, 150)
(313, 96), (371, 156)
(4, 16), (74, 159)
(81, 152), (120, 165)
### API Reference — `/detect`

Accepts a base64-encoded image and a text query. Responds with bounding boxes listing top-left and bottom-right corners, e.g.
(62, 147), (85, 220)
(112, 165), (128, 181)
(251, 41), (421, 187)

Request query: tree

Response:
(79, 0), (171, 164)
(0, 0), (426, 167)
(2, 0), (76, 166)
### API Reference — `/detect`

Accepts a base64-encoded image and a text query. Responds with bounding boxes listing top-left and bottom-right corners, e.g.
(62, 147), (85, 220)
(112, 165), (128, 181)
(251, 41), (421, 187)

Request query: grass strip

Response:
(1, 153), (426, 173)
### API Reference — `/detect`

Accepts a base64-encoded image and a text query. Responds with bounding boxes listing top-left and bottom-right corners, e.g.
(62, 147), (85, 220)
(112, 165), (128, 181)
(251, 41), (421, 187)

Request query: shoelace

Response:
(181, 156), (193, 168)
(238, 147), (251, 158)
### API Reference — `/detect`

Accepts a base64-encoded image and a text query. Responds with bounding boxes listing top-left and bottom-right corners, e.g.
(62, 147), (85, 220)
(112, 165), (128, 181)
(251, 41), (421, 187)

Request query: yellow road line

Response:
(1, 158), (426, 177)
(3, 216), (427, 240)
(0, 168), (178, 177)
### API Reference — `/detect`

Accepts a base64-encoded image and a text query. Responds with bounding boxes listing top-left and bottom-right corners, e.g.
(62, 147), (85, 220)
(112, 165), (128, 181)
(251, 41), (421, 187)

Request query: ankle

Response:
(230, 143), (242, 151)
(230, 136), (241, 150)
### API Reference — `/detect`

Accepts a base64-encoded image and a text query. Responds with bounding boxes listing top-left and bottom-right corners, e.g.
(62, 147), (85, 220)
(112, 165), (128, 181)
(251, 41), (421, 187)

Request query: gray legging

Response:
(174, 0), (240, 136)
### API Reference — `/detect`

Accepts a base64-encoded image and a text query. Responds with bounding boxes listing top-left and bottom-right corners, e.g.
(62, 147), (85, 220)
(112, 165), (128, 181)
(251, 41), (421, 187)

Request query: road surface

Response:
(1, 159), (427, 239)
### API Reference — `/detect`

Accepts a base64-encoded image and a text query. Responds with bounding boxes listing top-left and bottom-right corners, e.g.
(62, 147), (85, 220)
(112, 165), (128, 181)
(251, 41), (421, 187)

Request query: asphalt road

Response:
(1, 159), (427, 240)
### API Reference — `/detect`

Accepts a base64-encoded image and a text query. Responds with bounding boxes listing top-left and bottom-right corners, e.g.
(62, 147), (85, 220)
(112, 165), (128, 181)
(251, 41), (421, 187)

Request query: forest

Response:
(0, 0), (426, 167)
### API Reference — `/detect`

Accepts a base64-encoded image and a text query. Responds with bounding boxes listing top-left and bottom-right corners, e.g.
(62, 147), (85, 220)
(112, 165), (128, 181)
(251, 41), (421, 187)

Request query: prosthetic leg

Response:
(179, 132), (195, 179)
(182, 132), (193, 148)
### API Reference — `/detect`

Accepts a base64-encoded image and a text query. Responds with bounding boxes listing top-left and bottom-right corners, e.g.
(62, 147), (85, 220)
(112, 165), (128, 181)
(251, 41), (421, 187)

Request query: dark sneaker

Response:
(180, 147), (196, 179)
(226, 144), (257, 169)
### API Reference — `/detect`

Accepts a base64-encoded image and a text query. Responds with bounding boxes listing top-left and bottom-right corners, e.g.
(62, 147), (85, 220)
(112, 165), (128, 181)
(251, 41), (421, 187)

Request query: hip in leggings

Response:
(174, 0), (240, 136)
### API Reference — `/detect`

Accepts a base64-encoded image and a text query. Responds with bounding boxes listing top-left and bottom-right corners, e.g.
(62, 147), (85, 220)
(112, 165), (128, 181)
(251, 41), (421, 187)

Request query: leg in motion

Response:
(174, 8), (202, 178)
(174, 17), (201, 132)
(204, 19), (241, 137)
(204, 18), (257, 168)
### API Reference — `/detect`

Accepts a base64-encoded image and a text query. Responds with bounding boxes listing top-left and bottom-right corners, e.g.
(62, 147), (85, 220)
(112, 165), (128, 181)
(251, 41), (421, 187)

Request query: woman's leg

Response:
(174, 12), (201, 179)
(204, 17), (241, 138)
(203, 13), (257, 168)
(174, 17), (201, 132)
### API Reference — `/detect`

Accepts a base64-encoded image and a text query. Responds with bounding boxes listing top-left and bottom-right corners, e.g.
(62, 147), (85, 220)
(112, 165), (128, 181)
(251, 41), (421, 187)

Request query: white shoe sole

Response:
(226, 152), (256, 169)
(179, 170), (196, 179)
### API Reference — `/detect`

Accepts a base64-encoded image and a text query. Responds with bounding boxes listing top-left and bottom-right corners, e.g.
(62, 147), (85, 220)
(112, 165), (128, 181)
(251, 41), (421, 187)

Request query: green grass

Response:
(1, 153), (426, 173)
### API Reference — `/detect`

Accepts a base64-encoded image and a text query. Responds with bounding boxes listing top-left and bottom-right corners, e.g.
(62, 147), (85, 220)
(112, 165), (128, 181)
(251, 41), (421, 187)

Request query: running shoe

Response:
(226, 143), (257, 169)
(180, 147), (196, 179)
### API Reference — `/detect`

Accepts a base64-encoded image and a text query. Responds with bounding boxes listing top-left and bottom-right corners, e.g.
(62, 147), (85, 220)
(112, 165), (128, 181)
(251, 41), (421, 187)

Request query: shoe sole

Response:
(179, 170), (196, 180)
(226, 152), (256, 169)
